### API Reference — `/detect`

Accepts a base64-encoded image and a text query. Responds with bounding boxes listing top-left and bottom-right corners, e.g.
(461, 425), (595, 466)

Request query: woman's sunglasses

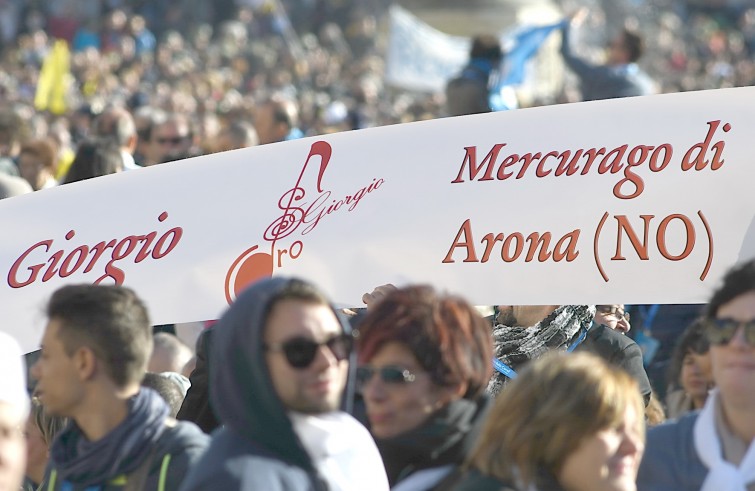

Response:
(704, 318), (755, 347)
(356, 365), (419, 388)
(264, 333), (353, 369)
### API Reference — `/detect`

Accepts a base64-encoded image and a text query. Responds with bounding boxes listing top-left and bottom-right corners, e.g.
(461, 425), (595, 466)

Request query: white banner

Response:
(2, 88), (755, 352)
(385, 5), (469, 92)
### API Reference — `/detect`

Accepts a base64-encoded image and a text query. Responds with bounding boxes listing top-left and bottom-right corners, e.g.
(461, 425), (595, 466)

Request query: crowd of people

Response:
(0, 0), (754, 490)
(0, 258), (753, 490)
(0, 0), (752, 199)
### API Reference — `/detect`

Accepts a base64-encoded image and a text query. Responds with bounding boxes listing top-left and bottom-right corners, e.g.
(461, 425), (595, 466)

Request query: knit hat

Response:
(0, 330), (30, 419)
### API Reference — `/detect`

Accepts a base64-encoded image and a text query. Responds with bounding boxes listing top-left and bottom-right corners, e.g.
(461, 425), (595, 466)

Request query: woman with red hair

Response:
(356, 285), (494, 491)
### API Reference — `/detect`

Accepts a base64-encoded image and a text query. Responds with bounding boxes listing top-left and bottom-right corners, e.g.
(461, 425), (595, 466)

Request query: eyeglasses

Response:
(157, 136), (187, 145)
(356, 365), (419, 388)
(704, 318), (755, 347)
(264, 334), (352, 369)
(597, 306), (630, 322)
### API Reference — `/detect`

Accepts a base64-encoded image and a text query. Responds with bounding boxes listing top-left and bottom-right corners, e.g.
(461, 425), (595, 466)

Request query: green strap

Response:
(46, 455), (172, 490)
(158, 454), (172, 491)
(48, 469), (57, 490)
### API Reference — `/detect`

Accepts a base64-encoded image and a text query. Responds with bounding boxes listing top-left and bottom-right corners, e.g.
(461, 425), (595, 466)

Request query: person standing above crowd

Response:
(31, 284), (209, 490)
(560, 9), (656, 101)
(180, 277), (388, 491)
(356, 285), (493, 490)
(449, 351), (645, 491)
(638, 259), (755, 490)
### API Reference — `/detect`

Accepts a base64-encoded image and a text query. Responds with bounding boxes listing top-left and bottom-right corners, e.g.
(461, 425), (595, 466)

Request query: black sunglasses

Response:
(356, 365), (419, 388)
(264, 334), (352, 369)
(704, 318), (755, 347)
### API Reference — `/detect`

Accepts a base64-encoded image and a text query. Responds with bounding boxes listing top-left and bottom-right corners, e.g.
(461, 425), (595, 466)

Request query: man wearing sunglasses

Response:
(638, 260), (755, 491)
(181, 277), (388, 491)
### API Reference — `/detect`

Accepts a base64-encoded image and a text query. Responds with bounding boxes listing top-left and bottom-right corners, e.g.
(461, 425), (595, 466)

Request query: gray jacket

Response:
(637, 412), (708, 491)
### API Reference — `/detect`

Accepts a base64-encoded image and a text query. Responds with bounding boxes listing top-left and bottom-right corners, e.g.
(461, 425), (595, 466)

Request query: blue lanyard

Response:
(492, 327), (589, 379)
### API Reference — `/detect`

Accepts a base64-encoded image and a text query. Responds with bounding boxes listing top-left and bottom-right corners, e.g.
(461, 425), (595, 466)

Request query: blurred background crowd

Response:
(0, 0), (750, 174)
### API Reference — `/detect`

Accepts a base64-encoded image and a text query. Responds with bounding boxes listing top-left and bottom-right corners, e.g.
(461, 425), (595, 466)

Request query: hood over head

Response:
(209, 276), (355, 470)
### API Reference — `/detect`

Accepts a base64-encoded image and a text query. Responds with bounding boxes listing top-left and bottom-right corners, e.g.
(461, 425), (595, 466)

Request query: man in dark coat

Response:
(559, 11), (656, 101)
(179, 277), (388, 491)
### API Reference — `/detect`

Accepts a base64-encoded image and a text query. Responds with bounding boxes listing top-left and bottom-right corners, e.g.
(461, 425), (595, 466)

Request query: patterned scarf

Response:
(487, 305), (595, 396)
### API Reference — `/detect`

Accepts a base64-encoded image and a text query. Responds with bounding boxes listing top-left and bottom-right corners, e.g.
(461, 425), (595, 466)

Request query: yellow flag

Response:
(34, 40), (70, 115)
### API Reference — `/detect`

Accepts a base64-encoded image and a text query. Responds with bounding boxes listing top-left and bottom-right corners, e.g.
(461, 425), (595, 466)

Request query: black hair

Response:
(706, 259), (755, 318)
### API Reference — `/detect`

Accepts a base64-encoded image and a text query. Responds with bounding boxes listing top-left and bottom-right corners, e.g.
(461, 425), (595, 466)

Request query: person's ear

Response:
(435, 381), (467, 408)
(73, 346), (97, 381)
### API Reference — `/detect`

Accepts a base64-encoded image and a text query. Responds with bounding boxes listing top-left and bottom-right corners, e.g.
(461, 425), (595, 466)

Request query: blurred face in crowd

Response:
(359, 341), (460, 439)
(254, 103), (288, 145)
(558, 403), (644, 491)
(0, 402), (26, 491)
(148, 120), (191, 164)
(264, 300), (348, 414)
(595, 305), (631, 334)
(709, 291), (755, 405)
(31, 319), (85, 418)
(24, 415), (47, 484)
(680, 349), (712, 402)
(607, 33), (629, 65)
(18, 151), (52, 191)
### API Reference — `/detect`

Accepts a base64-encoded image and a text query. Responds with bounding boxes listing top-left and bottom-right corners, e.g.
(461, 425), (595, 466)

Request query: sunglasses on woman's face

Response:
(264, 333), (353, 369)
(704, 318), (755, 347)
(356, 365), (419, 389)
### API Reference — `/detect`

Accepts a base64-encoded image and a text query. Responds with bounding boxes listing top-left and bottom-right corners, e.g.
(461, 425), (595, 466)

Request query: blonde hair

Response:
(468, 351), (645, 487)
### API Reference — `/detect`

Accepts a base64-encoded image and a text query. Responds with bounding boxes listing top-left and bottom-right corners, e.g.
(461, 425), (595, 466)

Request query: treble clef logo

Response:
(224, 141), (333, 304)
(263, 141), (332, 246)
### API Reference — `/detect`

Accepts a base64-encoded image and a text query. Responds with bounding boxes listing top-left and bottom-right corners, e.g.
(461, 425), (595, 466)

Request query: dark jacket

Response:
(445, 60), (494, 117)
(445, 467), (566, 491)
(43, 411), (209, 490)
(636, 412), (707, 491)
(179, 277), (357, 491)
(176, 327), (219, 433)
(376, 396), (491, 490)
(444, 468), (517, 491)
(577, 323), (653, 405)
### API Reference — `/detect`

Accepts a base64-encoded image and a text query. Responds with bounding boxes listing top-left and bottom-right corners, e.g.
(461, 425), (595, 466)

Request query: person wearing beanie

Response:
(0, 330), (30, 491)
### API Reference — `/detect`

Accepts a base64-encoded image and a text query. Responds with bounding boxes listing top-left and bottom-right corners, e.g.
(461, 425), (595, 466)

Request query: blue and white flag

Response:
(386, 6), (562, 103)
(385, 5), (469, 93)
